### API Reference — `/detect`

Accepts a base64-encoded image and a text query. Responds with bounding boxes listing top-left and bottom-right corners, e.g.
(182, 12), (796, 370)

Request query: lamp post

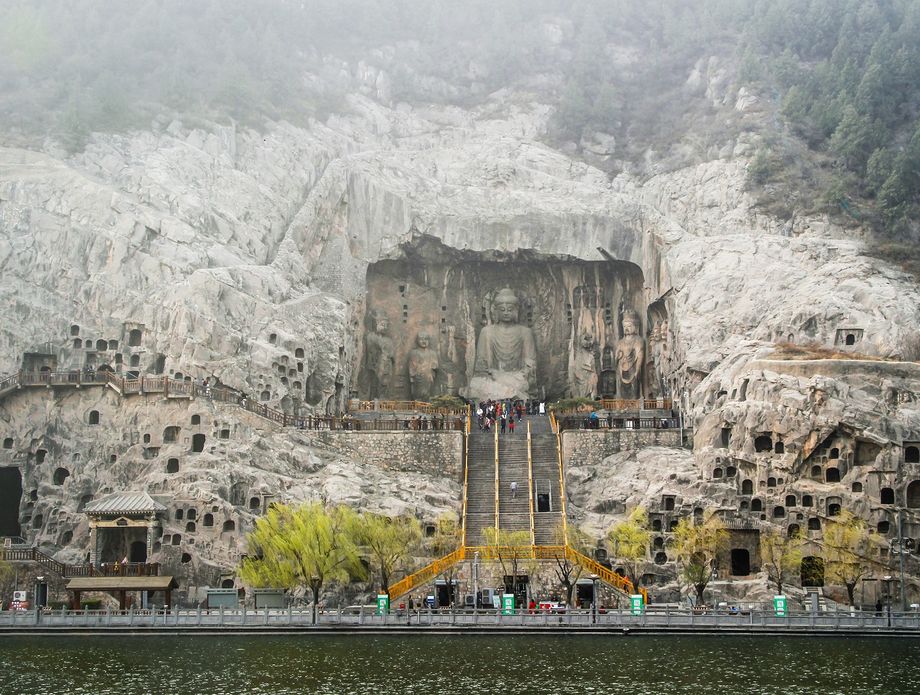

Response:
(893, 508), (914, 612)
(883, 575), (893, 627)
(590, 574), (599, 624)
(473, 551), (480, 613)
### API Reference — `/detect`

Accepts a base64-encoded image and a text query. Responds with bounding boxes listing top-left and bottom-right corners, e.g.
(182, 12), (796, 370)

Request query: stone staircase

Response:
(497, 426), (532, 540)
(529, 416), (564, 545)
(464, 428), (497, 546)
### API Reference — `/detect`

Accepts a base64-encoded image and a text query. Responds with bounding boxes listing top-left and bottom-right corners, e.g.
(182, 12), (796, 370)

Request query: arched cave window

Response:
(108, 340), (118, 350)
(88, 410), (100, 425)
(53, 467), (69, 485)
(130, 354), (140, 367)
(751, 499), (763, 512)
(878, 520), (891, 534)
(774, 441), (785, 454)
(881, 487), (895, 505)
(906, 446), (920, 464)
(828, 503), (841, 517)
(35, 449), (46, 463)
(808, 517), (821, 531)
(73, 339), (82, 349)
(128, 329), (142, 346)
(166, 458), (179, 474)
(739, 500), (749, 512)
(713, 468), (723, 479)
(187, 509), (196, 520)
(726, 466), (737, 478)
(181, 553), (192, 564)
(295, 348), (304, 358)
(2, 438), (12, 449)
(191, 434), (205, 453)
(773, 506), (786, 518)
(845, 334), (856, 346)
(268, 333), (277, 345)
(663, 496), (675, 511)
(907, 481), (920, 508)
(260, 390), (270, 401)
(163, 426), (180, 443)
(785, 495), (796, 507)
(70, 324), (80, 336)
(221, 579), (234, 589)
(175, 509), (184, 521)
(767, 477), (776, 488)
(651, 519), (662, 532)
(143, 433), (151, 444)
(851, 482), (863, 493)
(203, 513), (214, 527)
(787, 524), (800, 538)
(171, 534), (181, 545)
(802, 495), (813, 507)
(669, 520), (679, 531)
(754, 435), (773, 452)
(219, 429), (230, 440)
(829, 448), (839, 459)
(654, 552), (667, 565)
(249, 497), (261, 511)
(96, 340), (106, 351)
(741, 479), (753, 495)
(191, 414), (201, 425)
(222, 520), (236, 533)
(186, 522), (196, 533)
(825, 468), (840, 483)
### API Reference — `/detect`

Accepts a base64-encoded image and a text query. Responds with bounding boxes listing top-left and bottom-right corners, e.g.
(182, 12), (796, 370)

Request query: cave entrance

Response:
(0, 468), (22, 537)
(730, 549), (751, 576)
(361, 238), (648, 402)
(129, 540), (148, 563)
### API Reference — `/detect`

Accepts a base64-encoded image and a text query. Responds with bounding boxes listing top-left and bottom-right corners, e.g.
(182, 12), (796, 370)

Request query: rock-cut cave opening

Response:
(0, 467), (23, 536)
(356, 238), (665, 403)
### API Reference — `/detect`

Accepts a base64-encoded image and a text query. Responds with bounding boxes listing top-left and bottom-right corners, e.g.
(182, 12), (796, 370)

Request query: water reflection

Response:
(0, 635), (917, 694)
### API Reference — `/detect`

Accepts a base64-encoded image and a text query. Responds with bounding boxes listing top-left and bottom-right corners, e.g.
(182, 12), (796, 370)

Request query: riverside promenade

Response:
(3, 606), (920, 636)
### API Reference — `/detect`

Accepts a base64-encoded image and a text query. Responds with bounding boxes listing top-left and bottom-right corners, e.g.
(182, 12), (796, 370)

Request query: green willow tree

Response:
(672, 510), (728, 606)
(356, 512), (422, 595)
(823, 510), (883, 606)
(759, 527), (804, 595)
(239, 502), (365, 624)
(550, 522), (591, 607)
(607, 506), (652, 591)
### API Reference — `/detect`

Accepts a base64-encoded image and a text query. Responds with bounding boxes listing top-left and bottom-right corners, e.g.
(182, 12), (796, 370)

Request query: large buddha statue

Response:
(364, 309), (395, 399)
(616, 310), (645, 399)
(470, 288), (537, 399)
(407, 331), (439, 401)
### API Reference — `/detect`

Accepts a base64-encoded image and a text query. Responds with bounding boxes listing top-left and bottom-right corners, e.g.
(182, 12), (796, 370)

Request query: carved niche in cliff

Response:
(357, 238), (648, 401)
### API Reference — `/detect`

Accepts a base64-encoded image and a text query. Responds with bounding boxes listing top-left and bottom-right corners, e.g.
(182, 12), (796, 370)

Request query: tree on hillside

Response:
(239, 502), (365, 624)
(671, 510), (728, 606)
(823, 510), (883, 606)
(607, 506), (652, 591)
(481, 527), (534, 594)
(426, 513), (463, 588)
(356, 512), (422, 595)
(760, 526), (804, 595)
(550, 522), (591, 607)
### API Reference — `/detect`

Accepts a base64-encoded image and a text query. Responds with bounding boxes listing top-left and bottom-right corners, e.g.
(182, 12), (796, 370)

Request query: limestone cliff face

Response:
(2, 68), (919, 600)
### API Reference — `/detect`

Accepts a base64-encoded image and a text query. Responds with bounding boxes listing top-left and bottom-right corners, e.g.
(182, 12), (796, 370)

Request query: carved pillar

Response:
(89, 522), (99, 567)
(146, 517), (158, 560)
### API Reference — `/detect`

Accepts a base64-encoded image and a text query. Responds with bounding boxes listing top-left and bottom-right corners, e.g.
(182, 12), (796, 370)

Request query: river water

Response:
(1, 634), (918, 694)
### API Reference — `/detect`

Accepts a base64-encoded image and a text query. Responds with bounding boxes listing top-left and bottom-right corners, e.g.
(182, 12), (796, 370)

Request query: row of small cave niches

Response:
(153, 506), (240, 564)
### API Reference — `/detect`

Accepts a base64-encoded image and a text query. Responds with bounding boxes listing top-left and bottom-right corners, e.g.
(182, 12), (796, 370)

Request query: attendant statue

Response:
(570, 332), (598, 399)
(407, 331), (439, 401)
(364, 310), (395, 398)
(616, 310), (645, 399)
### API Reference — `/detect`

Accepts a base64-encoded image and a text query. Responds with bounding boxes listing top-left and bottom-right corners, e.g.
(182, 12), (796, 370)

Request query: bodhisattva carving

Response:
(365, 310), (395, 398)
(570, 332), (598, 398)
(407, 331), (439, 401)
(472, 287), (537, 396)
(616, 310), (645, 399)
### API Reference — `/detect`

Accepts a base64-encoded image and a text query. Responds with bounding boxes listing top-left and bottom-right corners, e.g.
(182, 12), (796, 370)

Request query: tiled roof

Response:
(83, 492), (166, 516)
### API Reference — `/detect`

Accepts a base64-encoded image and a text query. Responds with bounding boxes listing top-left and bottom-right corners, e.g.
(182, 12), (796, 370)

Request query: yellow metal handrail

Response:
(461, 417), (470, 546)
(552, 412), (568, 541)
(388, 547), (466, 600)
(494, 423), (500, 531)
(527, 420), (535, 545)
(565, 546), (649, 602)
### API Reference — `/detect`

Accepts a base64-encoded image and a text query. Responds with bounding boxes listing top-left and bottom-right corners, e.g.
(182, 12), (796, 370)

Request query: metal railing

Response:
(0, 370), (468, 433)
(4, 606), (920, 631)
(556, 416), (681, 432)
(553, 399), (673, 415)
(527, 421), (535, 545)
(349, 400), (468, 415)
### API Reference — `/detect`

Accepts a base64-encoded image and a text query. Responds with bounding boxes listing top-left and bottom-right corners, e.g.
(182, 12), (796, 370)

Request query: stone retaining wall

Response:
(562, 430), (682, 467)
(314, 431), (463, 478)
